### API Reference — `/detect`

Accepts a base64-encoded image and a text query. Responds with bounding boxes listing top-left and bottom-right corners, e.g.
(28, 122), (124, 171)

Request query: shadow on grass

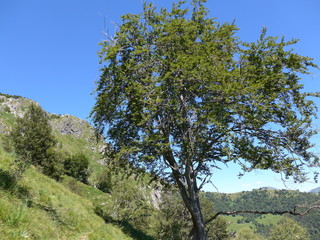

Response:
(0, 169), (30, 199)
(94, 206), (154, 240)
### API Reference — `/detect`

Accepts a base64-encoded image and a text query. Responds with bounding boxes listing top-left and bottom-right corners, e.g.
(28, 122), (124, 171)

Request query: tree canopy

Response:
(269, 217), (310, 240)
(91, 0), (319, 239)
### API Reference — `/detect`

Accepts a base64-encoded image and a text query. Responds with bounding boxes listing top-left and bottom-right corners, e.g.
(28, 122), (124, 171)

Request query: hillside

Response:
(1, 93), (318, 240)
(0, 93), (154, 239)
(205, 189), (320, 240)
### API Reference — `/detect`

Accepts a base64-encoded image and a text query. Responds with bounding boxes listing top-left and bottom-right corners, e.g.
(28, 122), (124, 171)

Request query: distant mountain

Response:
(309, 187), (320, 193)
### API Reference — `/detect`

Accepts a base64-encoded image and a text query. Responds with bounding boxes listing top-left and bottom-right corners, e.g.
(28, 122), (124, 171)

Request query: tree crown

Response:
(92, 0), (319, 186)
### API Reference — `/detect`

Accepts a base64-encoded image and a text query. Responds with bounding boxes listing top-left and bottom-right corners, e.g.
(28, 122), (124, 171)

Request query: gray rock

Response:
(50, 114), (89, 138)
(0, 95), (38, 117)
(150, 185), (162, 209)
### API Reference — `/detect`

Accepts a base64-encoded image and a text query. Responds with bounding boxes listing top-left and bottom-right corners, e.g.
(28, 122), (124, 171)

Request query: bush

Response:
(41, 148), (65, 180)
(95, 169), (112, 193)
(269, 217), (310, 240)
(63, 153), (89, 184)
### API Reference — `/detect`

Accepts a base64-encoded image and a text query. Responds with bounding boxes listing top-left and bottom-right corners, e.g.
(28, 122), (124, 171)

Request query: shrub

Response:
(95, 169), (112, 193)
(63, 153), (89, 184)
(269, 217), (310, 240)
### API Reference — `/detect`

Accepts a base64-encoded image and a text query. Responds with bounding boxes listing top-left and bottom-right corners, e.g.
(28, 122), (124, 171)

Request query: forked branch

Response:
(206, 200), (320, 224)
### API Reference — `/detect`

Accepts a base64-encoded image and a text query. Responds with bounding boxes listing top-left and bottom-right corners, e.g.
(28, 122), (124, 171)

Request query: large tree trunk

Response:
(171, 173), (208, 240)
(164, 150), (207, 239)
(188, 199), (207, 240)
(178, 174), (207, 239)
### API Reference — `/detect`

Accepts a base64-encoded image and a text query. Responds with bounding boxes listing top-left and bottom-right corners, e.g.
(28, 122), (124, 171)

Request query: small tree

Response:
(10, 103), (62, 179)
(269, 218), (310, 240)
(92, 0), (319, 239)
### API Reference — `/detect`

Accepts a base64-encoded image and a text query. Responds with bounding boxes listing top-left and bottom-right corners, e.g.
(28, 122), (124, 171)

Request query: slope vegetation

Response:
(206, 189), (320, 239)
(0, 94), (135, 239)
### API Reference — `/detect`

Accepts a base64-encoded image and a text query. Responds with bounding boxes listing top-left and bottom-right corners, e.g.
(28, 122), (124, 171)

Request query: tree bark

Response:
(186, 173), (207, 240)
(188, 198), (207, 240)
(164, 149), (207, 240)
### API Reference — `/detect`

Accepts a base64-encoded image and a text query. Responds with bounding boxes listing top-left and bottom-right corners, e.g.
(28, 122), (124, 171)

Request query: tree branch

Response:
(205, 200), (320, 224)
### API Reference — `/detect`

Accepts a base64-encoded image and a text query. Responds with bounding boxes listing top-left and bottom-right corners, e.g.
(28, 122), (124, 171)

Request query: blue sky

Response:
(1, 0), (320, 193)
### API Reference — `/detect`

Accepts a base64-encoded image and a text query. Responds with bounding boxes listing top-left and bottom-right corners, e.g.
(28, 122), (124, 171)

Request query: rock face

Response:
(50, 114), (92, 139)
(150, 185), (162, 209)
(0, 94), (37, 134)
(0, 94), (97, 142)
(0, 95), (37, 118)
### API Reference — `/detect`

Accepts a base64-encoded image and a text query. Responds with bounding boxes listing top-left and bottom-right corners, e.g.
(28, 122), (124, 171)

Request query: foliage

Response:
(63, 152), (90, 184)
(205, 189), (320, 239)
(151, 190), (191, 240)
(151, 190), (229, 240)
(233, 228), (263, 240)
(94, 168), (113, 193)
(0, 96), (144, 240)
(269, 217), (310, 240)
(41, 148), (64, 180)
(106, 176), (153, 227)
(92, 0), (319, 238)
(94, 175), (156, 240)
(1, 135), (14, 152)
(9, 103), (63, 179)
(0, 155), (132, 240)
(294, 208), (320, 240)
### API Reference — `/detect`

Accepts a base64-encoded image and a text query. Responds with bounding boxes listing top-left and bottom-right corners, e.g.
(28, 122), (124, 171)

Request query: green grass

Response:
(256, 214), (282, 225)
(0, 106), (157, 239)
(224, 215), (256, 232)
(0, 144), (132, 240)
(56, 133), (91, 153)
(0, 111), (16, 128)
(223, 213), (284, 235)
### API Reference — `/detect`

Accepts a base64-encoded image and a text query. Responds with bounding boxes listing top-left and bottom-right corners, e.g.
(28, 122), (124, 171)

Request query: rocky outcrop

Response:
(150, 186), (162, 209)
(0, 95), (37, 118)
(0, 95), (36, 134)
(0, 94), (97, 141)
(0, 94), (106, 152)
(50, 114), (93, 139)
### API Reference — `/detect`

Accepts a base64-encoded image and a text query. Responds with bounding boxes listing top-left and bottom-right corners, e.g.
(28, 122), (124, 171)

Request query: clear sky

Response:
(1, 0), (320, 193)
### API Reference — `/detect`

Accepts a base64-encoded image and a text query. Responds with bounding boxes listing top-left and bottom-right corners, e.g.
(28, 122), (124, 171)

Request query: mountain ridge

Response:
(309, 186), (320, 193)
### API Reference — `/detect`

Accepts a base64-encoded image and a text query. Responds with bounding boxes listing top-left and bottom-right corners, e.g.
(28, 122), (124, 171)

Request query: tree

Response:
(152, 190), (229, 240)
(91, 0), (319, 239)
(10, 103), (62, 179)
(269, 217), (310, 240)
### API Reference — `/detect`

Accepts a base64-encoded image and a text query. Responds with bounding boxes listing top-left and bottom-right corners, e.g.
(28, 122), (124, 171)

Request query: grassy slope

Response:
(223, 214), (283, 232)
(0, 147), (132, 240)
(0, 100), (133, 240)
